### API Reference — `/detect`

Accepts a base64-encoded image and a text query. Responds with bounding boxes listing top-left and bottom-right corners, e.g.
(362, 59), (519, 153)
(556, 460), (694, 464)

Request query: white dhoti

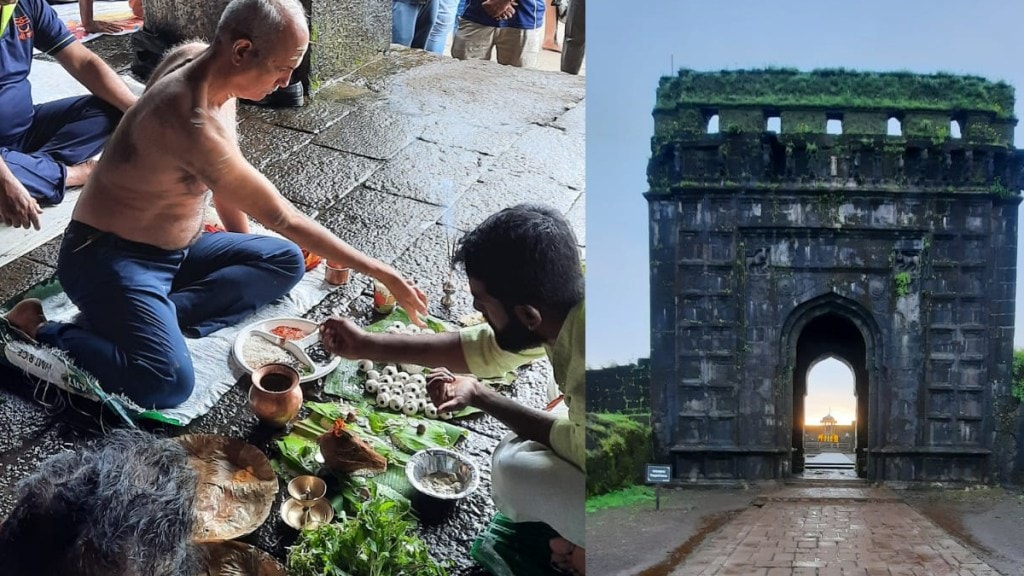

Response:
(490, 431), (585, 547)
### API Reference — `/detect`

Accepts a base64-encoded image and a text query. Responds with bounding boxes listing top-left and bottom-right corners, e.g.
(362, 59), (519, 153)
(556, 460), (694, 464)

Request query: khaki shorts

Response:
(451, 18), (543, 68)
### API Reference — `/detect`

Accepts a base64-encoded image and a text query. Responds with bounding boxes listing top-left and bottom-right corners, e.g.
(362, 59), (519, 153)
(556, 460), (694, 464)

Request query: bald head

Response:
(216, 0), (308, 53)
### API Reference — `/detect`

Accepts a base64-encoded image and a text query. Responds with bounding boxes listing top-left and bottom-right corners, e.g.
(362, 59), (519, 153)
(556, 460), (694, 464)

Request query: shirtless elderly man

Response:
(4, 0), (427, 409)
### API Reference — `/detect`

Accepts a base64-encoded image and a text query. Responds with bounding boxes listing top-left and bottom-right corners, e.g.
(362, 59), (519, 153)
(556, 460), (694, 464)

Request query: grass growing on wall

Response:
(656, 68), (1015, 119)
(1013, 349), (1024, 402)
(586, 485), (655, 513)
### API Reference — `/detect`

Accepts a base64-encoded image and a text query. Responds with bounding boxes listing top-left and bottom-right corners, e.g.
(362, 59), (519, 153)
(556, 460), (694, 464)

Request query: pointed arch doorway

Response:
(782, 294), (881, 479)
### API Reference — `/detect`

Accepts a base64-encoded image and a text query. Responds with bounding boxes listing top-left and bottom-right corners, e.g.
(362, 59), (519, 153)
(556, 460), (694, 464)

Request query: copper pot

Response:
(249, 364), (303, 428)
(324, 261), (352, 285)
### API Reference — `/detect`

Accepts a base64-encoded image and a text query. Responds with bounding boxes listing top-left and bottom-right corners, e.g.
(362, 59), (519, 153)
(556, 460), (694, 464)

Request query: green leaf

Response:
(364, 307), (450, 334)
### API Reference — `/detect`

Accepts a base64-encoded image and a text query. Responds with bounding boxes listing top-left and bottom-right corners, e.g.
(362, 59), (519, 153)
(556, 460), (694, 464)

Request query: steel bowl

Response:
(405, 448), (479, 500)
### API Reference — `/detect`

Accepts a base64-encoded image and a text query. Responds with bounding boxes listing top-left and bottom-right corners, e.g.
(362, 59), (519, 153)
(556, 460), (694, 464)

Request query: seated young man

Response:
(320, 204), (585, 574)
(0, 0), (136, 230)
(3, 0), (428, 410)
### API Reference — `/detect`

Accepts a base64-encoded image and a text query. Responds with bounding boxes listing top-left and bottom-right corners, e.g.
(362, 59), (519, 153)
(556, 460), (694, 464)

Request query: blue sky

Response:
(587, 0), (1024, 403)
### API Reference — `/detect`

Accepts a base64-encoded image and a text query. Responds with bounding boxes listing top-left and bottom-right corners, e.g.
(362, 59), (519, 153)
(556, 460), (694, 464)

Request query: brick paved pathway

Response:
(673, 487), (998, 576)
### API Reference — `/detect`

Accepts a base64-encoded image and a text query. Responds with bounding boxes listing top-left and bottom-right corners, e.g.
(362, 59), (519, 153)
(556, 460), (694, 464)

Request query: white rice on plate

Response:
(242, 335), (304, 373)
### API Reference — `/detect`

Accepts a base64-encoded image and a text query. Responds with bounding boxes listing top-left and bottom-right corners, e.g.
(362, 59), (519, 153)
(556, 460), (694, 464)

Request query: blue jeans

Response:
(392, 0), (439, 50)
(0, 96), (120, 205)
(36, 221), (305, 409)
(424, 0), (459, 54)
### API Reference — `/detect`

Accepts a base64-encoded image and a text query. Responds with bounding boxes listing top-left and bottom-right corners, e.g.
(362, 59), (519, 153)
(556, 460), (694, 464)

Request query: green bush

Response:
(586, 413), (652, 497)
(1012, 349), (1024, 402)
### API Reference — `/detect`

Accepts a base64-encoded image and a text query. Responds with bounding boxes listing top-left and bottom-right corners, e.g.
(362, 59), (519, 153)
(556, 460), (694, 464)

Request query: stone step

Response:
(756, 486), (901, 505)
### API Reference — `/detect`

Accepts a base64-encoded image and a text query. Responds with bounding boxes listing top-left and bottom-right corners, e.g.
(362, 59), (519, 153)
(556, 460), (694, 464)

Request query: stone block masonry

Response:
(647, 68), (1024, 483)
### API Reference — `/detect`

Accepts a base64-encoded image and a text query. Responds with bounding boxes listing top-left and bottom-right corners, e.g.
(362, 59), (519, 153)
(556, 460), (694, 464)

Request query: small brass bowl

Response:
(281, 497), (334, 530)
(287, 475), (327, 503)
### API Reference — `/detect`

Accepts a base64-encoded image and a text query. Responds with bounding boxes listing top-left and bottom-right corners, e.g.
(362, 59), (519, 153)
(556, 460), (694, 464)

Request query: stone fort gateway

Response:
(646, 69), (1024, 483)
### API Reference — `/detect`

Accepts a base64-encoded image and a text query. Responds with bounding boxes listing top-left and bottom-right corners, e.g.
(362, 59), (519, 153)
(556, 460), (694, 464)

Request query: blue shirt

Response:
(0, 0), (76, 145)
(462, 0), (543, 30)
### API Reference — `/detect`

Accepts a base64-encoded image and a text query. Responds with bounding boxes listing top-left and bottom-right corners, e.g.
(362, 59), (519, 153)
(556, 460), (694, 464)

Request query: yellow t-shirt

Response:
(459, 300), (585, 471)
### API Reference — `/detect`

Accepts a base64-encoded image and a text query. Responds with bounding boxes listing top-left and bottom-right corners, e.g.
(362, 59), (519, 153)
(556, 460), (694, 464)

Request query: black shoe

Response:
(241, 81), (305, 108)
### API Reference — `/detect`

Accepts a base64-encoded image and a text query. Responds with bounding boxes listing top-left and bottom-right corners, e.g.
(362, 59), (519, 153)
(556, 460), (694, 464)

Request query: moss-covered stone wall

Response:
(657, 69), (1016, 119)
(655, 69), (1018, 147)
(586, 361), (650, 413)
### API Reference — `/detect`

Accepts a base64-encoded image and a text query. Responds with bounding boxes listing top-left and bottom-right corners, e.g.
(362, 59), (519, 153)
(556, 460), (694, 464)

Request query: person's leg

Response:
(3, 96), (121, 204)
(392, 0), (419, 46)
(493, 26), (542, 68)
(424, 0), (458, 53)
(170, 231), (305, 337)
(451, 19), (496, 61)
(542, 0), (560, 52)
(32, 221), (195, 409)
(560, 0), (585, 74)
(490, 433), (585, 547)
(410, 0), (439, 50)
(453, 0), (468, 32)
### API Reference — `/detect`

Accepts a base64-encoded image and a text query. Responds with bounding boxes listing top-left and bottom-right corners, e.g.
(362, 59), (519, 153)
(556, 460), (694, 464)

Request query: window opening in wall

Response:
(887, 117), (902, 136)
(950, 119), (962, 139)
(706, 114), (720, 134)
(766, 116), (781, 134)
(826, 118), (843, 135)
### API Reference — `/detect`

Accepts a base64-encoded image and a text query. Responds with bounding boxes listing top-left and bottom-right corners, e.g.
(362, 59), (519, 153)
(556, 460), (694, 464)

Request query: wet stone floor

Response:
(676, 487), (999, 576)
(0, 37), (584, 574)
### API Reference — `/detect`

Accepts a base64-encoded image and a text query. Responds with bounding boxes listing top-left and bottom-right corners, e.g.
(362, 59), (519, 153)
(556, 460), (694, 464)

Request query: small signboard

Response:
(645, 464), (672, 511)
(646, 464), (672, 484)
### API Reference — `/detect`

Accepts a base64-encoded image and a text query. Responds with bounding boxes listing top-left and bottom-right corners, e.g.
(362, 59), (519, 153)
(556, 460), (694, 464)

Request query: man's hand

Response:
(0, 179), (42, 230)
(426, 369), (481, 414)
(482, 0), (517, 20)
(83, 20), (122, 34)
(319, 317), (371, 359)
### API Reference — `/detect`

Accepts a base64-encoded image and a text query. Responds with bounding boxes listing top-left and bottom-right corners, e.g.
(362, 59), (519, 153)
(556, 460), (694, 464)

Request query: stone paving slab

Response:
(313, 102), (425, 161)
(237, 117), (316, 170)
(805, 452), (855, 466)
(447, 168), (581, 233)
(757, 486), (903, 503)
(363, 140), (488, 206)
(263, 143), (382, 211)
(318, 185), (447, 265)
(674, 500), (999, 576)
